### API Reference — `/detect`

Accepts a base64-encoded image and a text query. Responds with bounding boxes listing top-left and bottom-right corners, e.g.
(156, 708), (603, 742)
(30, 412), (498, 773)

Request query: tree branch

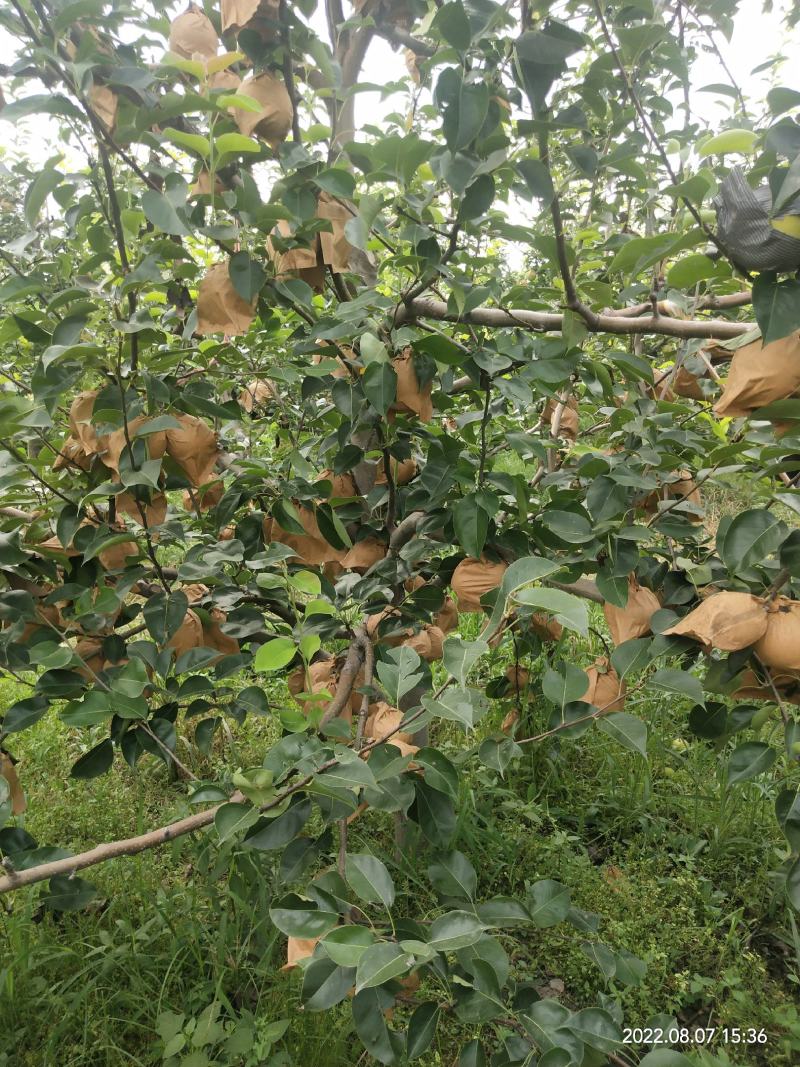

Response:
(397, 297), (752, 340)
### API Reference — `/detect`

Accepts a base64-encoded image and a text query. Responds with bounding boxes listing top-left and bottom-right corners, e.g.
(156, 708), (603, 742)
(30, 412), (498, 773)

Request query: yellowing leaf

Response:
(771, 215), (800, 239)
(698, 128), (757, 157)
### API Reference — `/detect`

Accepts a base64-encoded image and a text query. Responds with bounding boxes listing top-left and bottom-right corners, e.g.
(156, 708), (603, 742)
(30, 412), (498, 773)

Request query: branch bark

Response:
(397, 297), (752, 340)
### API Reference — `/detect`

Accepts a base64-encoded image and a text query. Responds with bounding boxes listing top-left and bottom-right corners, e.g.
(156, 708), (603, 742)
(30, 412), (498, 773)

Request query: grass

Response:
(2, 615), (800, 1066)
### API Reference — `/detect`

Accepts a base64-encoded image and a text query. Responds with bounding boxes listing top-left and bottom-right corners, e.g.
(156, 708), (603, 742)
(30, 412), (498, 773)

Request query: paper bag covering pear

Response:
(714, 332), (800, 418)
(221, 0), (280, 37)
(581, 657), (626, 712)
(165, 413), (219, 488)
(169, 4), (219, 59)
(197, 261), (257, 336)
(235, 72), (293, 148)
(663, 591), (768, 651)
(753, 597), (800, 671)
(603, 575), (660, 645)
(389, 348), (433, 422)
(543, 395), (579, 441)
(451, 557), (507, 613)
(263, 507), (346, 567)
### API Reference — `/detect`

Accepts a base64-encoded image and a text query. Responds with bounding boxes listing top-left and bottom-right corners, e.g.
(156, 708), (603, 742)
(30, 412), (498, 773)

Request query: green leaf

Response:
(698, 128), (757, 157)
(650, 668), (704, 705)
(514, 588), (589, 636)
(428, 851), (477, 900)
(362, 362), (397, 415)
(376, 646), (424, 706)
(776, 788), (800, 851)
(407, 1002), (440, 1060)
(253, 637), (296, 671)
(727, 741), (776, 785)
(162, 126), (210, 157)
(773, 152), (800, 213)
(141, 190), (191, 236)
(436, 68), (489, 152)
(269, 893), (339, 938)
(542, 664), (589, 708)
(568, 1007), (622, 1052)
(3, 695), (48, 733)
(459, 175), (495, 221)
(517, 159), (555, 204)
(442, 637), (489, 687)
(214, 801), (259, 843)
(597, 712), (648, 758)
(719, 508), (787, 573)
(459, 1040), (487, 1067)
(666, 253), (722, 289)
(352, 988), (400, 1065)
(314, 169), (356, 198)
(321, 926), (375, 967)
(25, 168), (63, 227)
(345, 853), (395, 910)
(453, 495), (489, 558)
(43, 874), (97, 912)
(639, 1051), (693, 1067)
(787, 855), (800, 913)
(432, 2), (472, 50)
(228, 251), (265, 302)
(213, 132), (261, 156)
(752, 272), (800, 345)
(528, 879), (571, 927)
(70, 738), (113, 779)
(429, 911), (486, 951)
(143, 590), (189, 645)
(302, 958), (357, 1011)
(355, 942), (413, 992)
(482, 556), (560, 641)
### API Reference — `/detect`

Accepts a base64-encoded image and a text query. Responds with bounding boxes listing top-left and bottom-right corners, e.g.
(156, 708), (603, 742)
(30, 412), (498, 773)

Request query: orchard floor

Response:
(1, 616), (799, 1067)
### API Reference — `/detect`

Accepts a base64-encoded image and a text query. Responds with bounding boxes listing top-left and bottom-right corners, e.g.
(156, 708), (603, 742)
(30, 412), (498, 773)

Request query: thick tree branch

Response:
(397, 297), (752, 339)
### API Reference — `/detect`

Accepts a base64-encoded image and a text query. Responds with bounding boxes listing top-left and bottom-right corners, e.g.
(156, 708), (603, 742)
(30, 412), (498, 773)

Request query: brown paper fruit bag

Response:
(69, 391), (100, 454)
(222, 0), (279, 36)
(117, 491), (168, 528)
(89, 84), (118, 135)
(505, 665), (530, 691)
(268, 219), (325, 292)
(281, 936), (320, 972)
(528, 612), (563, 642)
(264, 507), (346, 566)
(99, 415), (168, 480)
(401, 624), (445, 662)
(435, 597), (459, 634)
(753, 597), (800, 671)
(451, 557), (507, 613)
(235, 72), (293, 148)
(167, 610), (205, 656)
(165, 414), (218, 487)
(543, 395), (579, 441)
(0, 752), (26, 815)
(316, 470), (359, 498)
(197, 261), (257, 336)
(581, 657), (626, 712)
(603, 575), (660, 645)
(374, 457), (418, 486)
(169, 4), (219, 59)
(52, 436), (92, 472)
(365, 702), (415, 745)
(389, 348), (433, 422)
(316, 192), (355, 274)
(663, 591), (768, 651)
(239, 379), (276, 412)
(201, 608), (240, 658)
(342, 535), (387, 574)
(714, 332), (800, 417)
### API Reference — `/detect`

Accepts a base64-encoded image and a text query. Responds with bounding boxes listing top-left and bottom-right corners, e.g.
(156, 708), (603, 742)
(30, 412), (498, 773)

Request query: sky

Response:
(0, 2), (798, 181)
